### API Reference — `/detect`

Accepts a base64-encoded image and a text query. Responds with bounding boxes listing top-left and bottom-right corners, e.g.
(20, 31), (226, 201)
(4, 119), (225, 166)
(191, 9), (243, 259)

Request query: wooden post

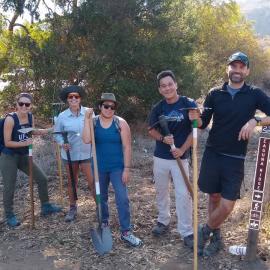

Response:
(246, 126), (270, 261)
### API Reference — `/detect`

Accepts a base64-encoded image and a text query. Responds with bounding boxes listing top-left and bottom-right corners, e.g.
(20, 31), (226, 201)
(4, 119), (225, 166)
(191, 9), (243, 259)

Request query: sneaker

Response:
(198, 224), (211, 256)
(184, 234), (194, 250)
(203, 229), (223, 256)
(6, 214), (21, 228)
(121, 231), (143, 247)
(152, 222), (169, 236)
(65, 205), (77, 222)
(101, 221), (109, 228)
(41, 202), (62, 216)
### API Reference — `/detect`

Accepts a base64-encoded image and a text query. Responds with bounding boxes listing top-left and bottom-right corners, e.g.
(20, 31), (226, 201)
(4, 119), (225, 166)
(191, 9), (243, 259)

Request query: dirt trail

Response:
(0, 130), (269, 270)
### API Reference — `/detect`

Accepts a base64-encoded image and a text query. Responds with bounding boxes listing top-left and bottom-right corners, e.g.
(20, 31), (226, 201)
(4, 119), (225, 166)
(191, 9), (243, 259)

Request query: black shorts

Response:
(62, 158), (91, 165)
(198, 148), (244, 201)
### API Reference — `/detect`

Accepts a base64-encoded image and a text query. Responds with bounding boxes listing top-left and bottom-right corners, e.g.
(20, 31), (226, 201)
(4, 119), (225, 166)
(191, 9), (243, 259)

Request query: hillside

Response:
(237, 0), (270, 36)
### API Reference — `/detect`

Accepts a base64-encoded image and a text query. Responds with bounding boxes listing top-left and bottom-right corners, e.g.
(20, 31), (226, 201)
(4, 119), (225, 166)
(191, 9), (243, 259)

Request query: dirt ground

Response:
(0, 128), (269, 270)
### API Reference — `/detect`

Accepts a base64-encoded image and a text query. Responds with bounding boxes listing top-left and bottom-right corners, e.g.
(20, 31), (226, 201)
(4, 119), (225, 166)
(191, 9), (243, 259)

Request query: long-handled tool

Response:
(192, 119), (198, 270)
(89, 116), (113, 255)
(18, 128), (35, 229)
(52, 107), (64, 206)
(158, 115), (194, 199)
(53, 131), (78, 201)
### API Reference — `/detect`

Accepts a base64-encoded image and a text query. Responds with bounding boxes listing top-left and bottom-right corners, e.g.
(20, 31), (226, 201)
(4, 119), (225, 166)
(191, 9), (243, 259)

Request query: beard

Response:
(229, 72), (245, 84)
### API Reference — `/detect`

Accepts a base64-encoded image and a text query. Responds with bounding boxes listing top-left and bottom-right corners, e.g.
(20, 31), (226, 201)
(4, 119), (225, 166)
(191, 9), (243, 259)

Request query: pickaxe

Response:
(52, 131), (80, 201)
(149, 116), (194, 199)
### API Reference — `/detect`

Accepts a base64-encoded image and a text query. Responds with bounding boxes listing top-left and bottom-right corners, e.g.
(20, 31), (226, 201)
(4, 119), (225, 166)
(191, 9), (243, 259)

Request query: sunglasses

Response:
(18, 102), (31, 107)
(102, 104), (116, 110)
(67, 94), (80, 99)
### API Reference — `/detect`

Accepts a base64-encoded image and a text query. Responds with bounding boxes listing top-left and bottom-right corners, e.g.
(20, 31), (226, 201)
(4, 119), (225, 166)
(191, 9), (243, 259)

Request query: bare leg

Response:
(207, 197), (235, 229)
(65, 162), (79, 206)
(80, 162), (95, 200)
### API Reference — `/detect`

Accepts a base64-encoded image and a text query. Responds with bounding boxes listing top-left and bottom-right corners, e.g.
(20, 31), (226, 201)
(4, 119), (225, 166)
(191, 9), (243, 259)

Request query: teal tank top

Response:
(95, 118), (124, 172)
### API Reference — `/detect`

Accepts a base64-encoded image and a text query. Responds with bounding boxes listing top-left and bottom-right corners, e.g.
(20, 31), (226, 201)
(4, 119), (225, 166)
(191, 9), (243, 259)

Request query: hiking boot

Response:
(184, 234), (194, 250)
(41, 202), (62, 216)
(6, 214), (21, 228)
(121, 231), (143, 247)
(65, 205), (77, 222)
(152, 222), (169, 236)
(203, 229), (224, 256)
(198, 224), (211, 256)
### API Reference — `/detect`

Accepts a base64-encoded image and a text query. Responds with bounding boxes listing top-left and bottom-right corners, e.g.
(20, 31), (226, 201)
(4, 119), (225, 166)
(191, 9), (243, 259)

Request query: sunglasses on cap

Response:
(102, 104), (116, 110)
(67, 93), (81, 99)
(18, 102), (31, 107)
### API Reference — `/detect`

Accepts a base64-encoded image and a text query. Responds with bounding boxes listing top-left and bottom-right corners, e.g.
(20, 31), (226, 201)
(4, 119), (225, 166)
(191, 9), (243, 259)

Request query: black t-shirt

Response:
(148, 96), (196, 160)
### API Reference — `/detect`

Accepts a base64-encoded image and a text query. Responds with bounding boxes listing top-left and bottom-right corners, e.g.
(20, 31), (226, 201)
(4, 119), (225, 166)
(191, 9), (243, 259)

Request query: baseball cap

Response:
(227, 52), (249, 68)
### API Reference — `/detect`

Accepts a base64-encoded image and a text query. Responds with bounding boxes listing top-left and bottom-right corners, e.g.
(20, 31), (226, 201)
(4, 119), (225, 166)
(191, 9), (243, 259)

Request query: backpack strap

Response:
(28, 112), (33, 126)
(93, 115), (99, 129)
(113, 115), (121, 133)
(93, 115), (121, 133)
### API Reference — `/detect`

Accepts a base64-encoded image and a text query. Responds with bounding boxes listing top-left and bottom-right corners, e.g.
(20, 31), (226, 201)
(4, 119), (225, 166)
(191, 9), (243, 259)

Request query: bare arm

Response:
(82, 108), (94, 144)
(238, 115), (270, 141)
(120, 118), (131, 184)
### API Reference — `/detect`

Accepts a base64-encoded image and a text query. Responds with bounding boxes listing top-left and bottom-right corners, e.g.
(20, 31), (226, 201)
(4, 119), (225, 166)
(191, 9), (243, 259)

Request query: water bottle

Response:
(228, 245), (247, 255)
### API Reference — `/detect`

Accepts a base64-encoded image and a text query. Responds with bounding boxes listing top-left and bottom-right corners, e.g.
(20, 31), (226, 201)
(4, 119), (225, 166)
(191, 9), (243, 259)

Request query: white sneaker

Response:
(121, 231), (143, 247)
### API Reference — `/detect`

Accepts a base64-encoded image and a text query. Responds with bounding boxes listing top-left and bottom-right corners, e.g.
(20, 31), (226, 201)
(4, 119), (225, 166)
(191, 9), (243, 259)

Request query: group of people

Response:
(0, 51), (270, 255)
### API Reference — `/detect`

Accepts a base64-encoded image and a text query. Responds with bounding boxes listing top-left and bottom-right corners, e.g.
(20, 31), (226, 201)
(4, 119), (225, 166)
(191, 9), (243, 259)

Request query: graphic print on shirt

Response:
(166, 110), (184, 133)
(18, 125), (29, 141)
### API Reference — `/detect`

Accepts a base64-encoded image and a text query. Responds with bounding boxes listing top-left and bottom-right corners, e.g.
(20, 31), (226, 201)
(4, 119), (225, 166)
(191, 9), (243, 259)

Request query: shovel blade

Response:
(90, 226), (113, 255)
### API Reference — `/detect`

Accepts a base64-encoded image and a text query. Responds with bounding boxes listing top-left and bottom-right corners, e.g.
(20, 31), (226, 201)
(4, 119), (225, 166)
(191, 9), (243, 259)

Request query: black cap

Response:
(59, 85), (86, 102)
(227, 52), (249, 68)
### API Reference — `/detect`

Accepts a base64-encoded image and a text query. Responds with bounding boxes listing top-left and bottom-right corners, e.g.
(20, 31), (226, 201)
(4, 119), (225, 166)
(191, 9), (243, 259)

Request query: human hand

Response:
(62, 143), (71, 151)
(238, 119), (257, 141)
(23, 138), (33, 146)
(163, 135), (174, 145)
(188, 108), (200, 121)
(85, 108), (94, 119)
(171, 147), (185, 159)
(122, 168), (130, 184)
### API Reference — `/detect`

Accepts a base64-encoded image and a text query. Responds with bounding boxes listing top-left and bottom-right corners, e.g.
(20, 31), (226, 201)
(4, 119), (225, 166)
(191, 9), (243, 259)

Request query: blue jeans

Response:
(99, 169), (131, 232)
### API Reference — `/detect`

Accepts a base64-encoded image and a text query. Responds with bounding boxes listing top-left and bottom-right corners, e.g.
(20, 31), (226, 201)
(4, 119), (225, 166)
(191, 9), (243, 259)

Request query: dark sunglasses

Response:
(67, 94), (80, 99)
(102, 104), (116, 110)
(18, 102), (31, 107)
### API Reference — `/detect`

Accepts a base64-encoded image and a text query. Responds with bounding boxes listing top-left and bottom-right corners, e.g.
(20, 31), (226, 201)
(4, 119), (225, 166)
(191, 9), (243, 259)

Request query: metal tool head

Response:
(179, 106), (212, 111)
(52, 131), (80, 136)
(18, 127), (35, 134)
(90, 226), (113, 255)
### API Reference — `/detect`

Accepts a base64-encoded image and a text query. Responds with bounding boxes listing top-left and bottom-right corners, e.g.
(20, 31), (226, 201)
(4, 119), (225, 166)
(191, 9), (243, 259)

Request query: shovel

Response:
(18, 128), (35, 229)
(89, 116), (113, 255)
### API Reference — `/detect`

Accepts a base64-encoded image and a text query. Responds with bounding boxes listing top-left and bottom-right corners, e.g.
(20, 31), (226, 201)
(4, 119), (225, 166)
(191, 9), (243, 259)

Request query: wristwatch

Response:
(253, 116), (262, 126)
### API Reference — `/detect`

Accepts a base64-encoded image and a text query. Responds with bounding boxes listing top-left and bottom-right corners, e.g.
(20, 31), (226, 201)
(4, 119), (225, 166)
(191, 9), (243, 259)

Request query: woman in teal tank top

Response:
(83, 93), (142, 247)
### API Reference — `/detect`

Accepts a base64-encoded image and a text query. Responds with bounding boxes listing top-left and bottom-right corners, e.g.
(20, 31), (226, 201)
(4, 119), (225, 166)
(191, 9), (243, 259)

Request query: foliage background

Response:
(1, 0), (270, 121)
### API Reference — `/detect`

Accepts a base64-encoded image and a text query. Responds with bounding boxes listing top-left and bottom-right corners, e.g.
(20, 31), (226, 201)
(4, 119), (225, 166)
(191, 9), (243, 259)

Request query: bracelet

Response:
(160, 136), (164, 142)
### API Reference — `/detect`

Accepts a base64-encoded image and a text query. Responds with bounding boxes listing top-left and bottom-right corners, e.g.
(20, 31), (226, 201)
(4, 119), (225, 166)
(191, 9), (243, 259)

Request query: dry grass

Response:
(0, 126), (269, 270)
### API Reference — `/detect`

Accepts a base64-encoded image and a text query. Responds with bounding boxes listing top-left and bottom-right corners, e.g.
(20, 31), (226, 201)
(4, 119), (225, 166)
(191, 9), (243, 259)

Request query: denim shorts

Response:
(198, 148), (244, 201)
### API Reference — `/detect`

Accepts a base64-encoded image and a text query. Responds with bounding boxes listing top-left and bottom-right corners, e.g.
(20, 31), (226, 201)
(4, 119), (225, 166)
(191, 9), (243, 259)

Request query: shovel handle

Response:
(89, 117), (102, 224)
(28, 143), (35, 229)
(192, 119), (198, 270)
(63, 133), (78, 201)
